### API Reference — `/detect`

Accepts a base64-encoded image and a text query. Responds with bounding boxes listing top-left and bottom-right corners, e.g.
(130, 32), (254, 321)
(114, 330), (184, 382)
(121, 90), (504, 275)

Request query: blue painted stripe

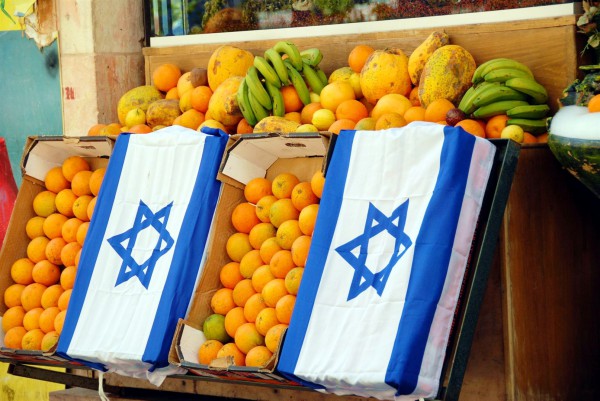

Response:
(277, 130), (356, 387)
(142, 132), (227, 367)
(386, 126), (475, 395)
(56, 133), (131, 368)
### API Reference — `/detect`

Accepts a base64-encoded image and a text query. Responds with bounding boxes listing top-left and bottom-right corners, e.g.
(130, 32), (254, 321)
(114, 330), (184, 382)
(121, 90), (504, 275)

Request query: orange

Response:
(39, 306), (60, 333)
(328, 118), (356, 135)
(320, 81), (356, 112)
(251, 265), (275, 293)
(62, 217), (84, 243)
(300, 102), (323, 125)
(456, 119), (486, 138)
(220, 261), (244, 289)
(255, 307), (279, 336)
(33, 191), (57, 217)
(43, 213), (68, 239)
(54, 309), (67, 334)
(44, 237), (67, 266)
(265, 323), (288, 353)
(74, 248), (82, 267)
(33, 260), (61, 285)
(237, 118), (254, 134)
(275, 294), (296, 324)
(226, 232), (253, 262)
(26, 216), (46, 240)
(216, 342), (245, 366)
(259, 237), (282, 265)
(152, 63), (182, 92)
(71, 170), (93, 197)
(299, 203), (319, 236)
(21, 283), (47, 311)
(224, 307), (248, 338)
(89, 167), (106, 197)
(245, 345), (273, 367)
(177, 109), (205, 130)
(275, 220), (303, 250)
(243, 293), (268, 323)
(231, 202), (260, 234)
(88, 123), (107, 136)
(285, 267), (304, 295)
(23, 307), (43, 331)
(57, 288), (72, 311)
(210, 288), (236, 315)
(348, 44), (375, 73)
(76, 221), (90, 246)
(239, 249), (264, 278)
(588, 93), (600, 112)
(244, 177), (272, 204)
(4, 326), (27, 349)
(403, 106), (427, 123)
(281, 85), (304, 113)
(371, 94), (412, 120)
(165, 87), (180, 100)
(255, 195), (277, 223)
(262, 278), (288, 307)
(234, 322), (265, 354)
(2, 306), (25, 332)
(44, 166), (70, 193)
(61, 242), (82, 268)
(128, 124), (153, 134)
(232, 279), (257, 307)
(409, 86), (421, 106)
(60, 265), (78, 290)
(271, 173), (300, 200)
(11, 258), (35, 285)
(291, 235), (312, 267)
(41, 331), (60, 352)
(523, 132), (538, 144)
(375, 112), (407, 130)
(198, 339), (223, 365)
(285, 112), (302, 124)
(55, 189), (77, 217)
(424, 98), (455, 123)
(248, 222), (276, 250)
(62, 156), (90, 182)
(41, 284), (65, 309)
(355, 116), (377, 130)
(485, 114), (509, 139)
(21, 328), (44, 351)
(99, 123), (122, 136)
(4, 283), (26, 308)
(190, 85), (213, 113)
(27, 236), (50, 263)
(310, 171), (325, 199)
(269, 249), (296, 280)
(291, 182), (318, 211)
(335, 99), (369, 123)
(73, 195), (94, 221)
(269, 199), (300, 228)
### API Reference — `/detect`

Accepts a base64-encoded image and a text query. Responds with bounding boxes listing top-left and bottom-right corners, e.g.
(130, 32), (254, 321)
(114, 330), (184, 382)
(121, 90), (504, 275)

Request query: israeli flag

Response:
(278, 122), (496, 400)
(57, 126), (228, 385)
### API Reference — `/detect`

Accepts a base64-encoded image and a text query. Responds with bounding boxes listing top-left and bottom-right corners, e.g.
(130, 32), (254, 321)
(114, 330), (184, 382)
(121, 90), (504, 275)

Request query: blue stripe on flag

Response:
(142, 132), (227, 368)
(278, 130), (356, 387)
(56, 133), (131, 368)
(386, 126), (476, 395)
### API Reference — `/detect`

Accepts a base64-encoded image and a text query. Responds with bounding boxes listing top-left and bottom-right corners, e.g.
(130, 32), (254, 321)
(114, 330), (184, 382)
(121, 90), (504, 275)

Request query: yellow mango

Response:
(408, 31), (450, 86)
(360, 48), (412, 105)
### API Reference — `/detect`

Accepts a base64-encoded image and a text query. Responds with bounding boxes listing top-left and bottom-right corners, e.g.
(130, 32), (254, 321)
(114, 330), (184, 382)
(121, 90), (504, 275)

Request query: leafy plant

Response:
(578, 1), (600, 51)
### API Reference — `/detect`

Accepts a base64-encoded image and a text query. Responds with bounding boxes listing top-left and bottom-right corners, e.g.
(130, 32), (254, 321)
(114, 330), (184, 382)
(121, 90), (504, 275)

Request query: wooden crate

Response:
(143, 16), (581, 114)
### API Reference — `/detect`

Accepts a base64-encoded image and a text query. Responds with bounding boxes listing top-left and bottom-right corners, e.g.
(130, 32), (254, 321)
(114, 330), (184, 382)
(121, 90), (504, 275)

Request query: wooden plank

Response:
(501, 145), (600, 400)
(143, 16), (579, 114)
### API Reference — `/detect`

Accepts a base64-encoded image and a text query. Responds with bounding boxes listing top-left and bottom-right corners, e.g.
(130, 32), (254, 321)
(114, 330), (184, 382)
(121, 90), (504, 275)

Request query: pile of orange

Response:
(197, 170), (326, 367)
(2, 155), (105, 351)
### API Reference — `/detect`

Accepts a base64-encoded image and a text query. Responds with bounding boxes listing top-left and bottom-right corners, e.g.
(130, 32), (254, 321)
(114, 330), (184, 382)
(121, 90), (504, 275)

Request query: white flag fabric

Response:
(278, 122), (496, 400)
(57, 126), (228, 385)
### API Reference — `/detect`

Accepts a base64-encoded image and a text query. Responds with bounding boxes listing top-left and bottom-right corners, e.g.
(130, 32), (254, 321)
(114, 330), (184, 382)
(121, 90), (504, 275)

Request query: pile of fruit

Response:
(87, 34), (551, 144)
(198, 171), (324, 367)
(2, 156), (104, 351)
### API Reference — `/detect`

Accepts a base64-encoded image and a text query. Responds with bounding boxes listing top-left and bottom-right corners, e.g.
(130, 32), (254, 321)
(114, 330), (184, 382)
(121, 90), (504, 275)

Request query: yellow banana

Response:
(246, 66), (273, 111)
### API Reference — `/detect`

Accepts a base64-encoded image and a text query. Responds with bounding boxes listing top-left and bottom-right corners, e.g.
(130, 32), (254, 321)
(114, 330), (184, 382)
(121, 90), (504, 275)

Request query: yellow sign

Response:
(0, 0), (36, 31)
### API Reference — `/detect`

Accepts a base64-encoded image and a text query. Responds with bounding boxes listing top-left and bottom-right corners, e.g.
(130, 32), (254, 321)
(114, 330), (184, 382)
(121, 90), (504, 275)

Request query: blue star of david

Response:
(335, 200), (412, 301)
(108, 200), (174, 289)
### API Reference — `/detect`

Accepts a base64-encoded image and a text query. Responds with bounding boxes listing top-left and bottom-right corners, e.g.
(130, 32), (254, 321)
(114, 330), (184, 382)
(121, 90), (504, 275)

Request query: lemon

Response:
(203, 314), (231, 343)
(296, 124), (319, 132)
(501, 125), (524, 143)
(309, 92), (321, 103)
(354, 117), (376, 131)
(125, 108), (146, 127)
(311, 109), (336, 131)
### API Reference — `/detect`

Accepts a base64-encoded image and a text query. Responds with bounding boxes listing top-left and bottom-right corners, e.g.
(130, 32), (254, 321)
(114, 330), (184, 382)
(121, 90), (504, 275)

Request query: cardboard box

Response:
(0, 135), (114, 366)
(169, 132), (330, 386)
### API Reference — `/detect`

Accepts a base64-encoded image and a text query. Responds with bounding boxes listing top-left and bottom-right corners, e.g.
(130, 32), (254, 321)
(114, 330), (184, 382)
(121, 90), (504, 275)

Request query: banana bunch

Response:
(459, 58), (550, 134)
(237, 41), (328, 126)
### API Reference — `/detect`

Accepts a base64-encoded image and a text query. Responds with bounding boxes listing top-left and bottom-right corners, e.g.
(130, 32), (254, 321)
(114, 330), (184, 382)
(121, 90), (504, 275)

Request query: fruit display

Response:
(197, 170), (325, 367)
(2, 156), (104, 351)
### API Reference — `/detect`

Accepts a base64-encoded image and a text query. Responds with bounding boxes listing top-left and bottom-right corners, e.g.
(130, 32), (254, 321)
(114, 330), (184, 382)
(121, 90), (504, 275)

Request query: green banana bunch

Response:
(264, 48), (289, 85)
(246, 66), (273, 111)
(506, 104), (550, 119)
(254, 56), (282, 88)
(506, 118), (548, 135)
(273, 41), (304, 71)
(300, 48), (324, 67)
(302, 61), (325, 95)
(472, 58), (533, 85)
(504, 77), (548, 105)
(472, 100), (529, 119)
(237, 78), (258, 126)
(284, 59), (312, 106)
(248, 90), (270, 123)
(266, 81), (285, 118)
